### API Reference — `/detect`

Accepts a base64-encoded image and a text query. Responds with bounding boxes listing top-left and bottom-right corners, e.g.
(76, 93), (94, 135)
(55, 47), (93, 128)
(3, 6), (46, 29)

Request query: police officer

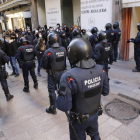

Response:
(72, 29), (82, 40)
(112, 22), (121, 62)
(105, 23), (114, 64)
(89, 27), (99, 51)
(0, 47), (14, 101)
(128, 23), (140, 72)
(93, 31), (112, 74)
(15, 37), (38, 92)
(55, 38), (109, 140)
(42, 33), (66, 115)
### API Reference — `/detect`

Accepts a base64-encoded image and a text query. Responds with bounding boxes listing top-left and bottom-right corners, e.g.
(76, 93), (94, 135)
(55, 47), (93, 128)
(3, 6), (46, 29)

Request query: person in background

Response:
(60, 31), (69, 53)
(63, 24), (69, 37)
(68, 27), (73, 41)
(4, 36), (16, 76)
(32, 27), (36, 37)
(10, 35), (20, 77)
(25, 29), (34, 45)
(81, 29), (89, 40)
(36, 38), (46, 76)
(33, 32), (39, 47)
(44, 25), (47, 30)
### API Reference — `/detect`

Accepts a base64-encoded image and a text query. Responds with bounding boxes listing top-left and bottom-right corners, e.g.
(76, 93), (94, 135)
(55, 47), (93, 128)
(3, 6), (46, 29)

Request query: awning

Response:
(0, 0), (31, 12)
(123, 0), (140, 8)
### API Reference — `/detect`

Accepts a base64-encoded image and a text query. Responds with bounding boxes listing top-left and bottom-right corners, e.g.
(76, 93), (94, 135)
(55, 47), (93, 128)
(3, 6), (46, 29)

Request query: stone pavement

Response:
(0, 59), (140, 140)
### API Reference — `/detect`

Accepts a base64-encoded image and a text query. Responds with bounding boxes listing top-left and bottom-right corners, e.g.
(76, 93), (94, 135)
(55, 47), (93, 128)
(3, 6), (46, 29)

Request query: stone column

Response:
(30, 0), (39, 29)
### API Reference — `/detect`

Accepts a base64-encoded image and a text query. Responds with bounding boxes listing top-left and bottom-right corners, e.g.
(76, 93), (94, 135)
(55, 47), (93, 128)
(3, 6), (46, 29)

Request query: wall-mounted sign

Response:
(45, 0), (62, 28)
(81, 0), (112, 35)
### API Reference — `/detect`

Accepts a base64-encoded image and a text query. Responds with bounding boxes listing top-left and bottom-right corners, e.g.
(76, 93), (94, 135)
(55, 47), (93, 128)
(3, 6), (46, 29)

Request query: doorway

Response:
(25, 18), (32, 31)
(61, 0), (74, 27)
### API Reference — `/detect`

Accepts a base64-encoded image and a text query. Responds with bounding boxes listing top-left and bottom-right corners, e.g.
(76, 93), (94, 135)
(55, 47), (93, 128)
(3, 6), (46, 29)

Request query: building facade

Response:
(121, 0), (140, 61)
(0, 0), (39, 31)
(0, 0), (123, 60)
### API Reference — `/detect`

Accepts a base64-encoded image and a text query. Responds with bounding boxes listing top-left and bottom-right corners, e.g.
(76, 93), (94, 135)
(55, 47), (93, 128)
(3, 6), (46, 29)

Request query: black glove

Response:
(127, 40), (130, 43)
(131, 38), (134, 40)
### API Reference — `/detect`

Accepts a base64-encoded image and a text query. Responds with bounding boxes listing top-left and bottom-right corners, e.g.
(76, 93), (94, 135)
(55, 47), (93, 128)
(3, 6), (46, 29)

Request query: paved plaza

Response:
(0, 59), (140, 140)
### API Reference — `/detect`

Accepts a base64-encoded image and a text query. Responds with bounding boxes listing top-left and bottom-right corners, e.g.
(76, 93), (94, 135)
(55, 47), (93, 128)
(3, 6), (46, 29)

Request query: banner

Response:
(81, 0), (112, 35)
(45, 0), (62, 28)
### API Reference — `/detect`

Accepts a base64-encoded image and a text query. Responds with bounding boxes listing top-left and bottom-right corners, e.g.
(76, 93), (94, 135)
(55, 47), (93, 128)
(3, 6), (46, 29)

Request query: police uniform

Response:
(105, 23), (115, 64)
(89, 34), (99, 51)
(42, 33), (66, 114)
(0, 49), (14, 101)
(131, 31), (140, 72)
(93, 41), (111, 74)
(55, 38), (109, 140)
(89, 27), (99, 51)
(15, 38), (38, 92)
(112, 23), (121, 61)
(72, 29), (82, 40)
(92, 32), (111, 74)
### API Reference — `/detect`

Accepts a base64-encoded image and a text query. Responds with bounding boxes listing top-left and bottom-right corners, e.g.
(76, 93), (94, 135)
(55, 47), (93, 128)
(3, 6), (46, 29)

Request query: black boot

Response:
(46, 105), (57, 115)
(46, 95), (57, 115)
(34, 83), (38, 89)
(3, 87), (14, 101)
(23, 86), (30, 93)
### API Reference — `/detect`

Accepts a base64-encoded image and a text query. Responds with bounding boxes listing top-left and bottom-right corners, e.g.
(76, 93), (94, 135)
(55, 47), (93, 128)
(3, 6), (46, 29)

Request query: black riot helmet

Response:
(91, 27), (98, 34)
(48, 33), (60, 48)
(136, 23), (140, 31)
(68, 38), (92, 64)
(20, 37), (29, 45)
(73, 29), (80, 37)
(105, 23), (112, 30)
(98, 31), (107, 42)
(113, 22), (119, 29)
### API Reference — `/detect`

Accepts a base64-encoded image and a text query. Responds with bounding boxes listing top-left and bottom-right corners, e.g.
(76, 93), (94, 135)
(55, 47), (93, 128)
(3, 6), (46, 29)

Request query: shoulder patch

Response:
(47, 52), (52, 56)
(68, 78), (73, 83)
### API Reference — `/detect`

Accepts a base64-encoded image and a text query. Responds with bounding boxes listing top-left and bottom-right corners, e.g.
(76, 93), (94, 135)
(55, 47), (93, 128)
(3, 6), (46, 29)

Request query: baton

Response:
(65, 112), (80, 140)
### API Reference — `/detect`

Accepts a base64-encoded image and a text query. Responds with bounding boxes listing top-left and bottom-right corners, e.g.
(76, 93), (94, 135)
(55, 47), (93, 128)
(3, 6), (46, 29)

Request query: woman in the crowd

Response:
(36, 38), (46, 76)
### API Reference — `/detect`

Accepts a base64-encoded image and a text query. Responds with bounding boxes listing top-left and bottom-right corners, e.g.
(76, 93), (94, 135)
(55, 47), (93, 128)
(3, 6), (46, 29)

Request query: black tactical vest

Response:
(48, 46), (66, 71)
(68, 65), (104, 114)
(100, 42), (111, 62)
(117, 29), (121, 40)
(21, 45), (35, 61)
(106, 29), (114, 43)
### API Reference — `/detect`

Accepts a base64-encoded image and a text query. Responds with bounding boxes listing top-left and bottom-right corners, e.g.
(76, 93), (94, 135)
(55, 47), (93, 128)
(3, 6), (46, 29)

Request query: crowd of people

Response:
(0, 22), (122, 140)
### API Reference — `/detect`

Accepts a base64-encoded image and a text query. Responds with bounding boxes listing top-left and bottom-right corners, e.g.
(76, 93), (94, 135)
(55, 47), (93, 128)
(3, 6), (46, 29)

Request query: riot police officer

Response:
(128, 23), (140, 72)
(72, 29), (82, 40)
(89, 27), (99, 51)
(42, 33), (66, 115)
(112, 22), (121, 61)
(0, 48), (14, 101)
(93, 31), (112, 74)
(15, 37), (38, 92)
(105, 23), (114, 64)
(55, 38), (109, 140)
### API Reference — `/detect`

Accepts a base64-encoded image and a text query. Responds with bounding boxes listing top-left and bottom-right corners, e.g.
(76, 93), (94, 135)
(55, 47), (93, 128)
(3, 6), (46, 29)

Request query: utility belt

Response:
(21, 60), (36, 68)
(70, 110), (97, 124)
(48, 69), (65, 75)
(98, 61), (108, 64)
